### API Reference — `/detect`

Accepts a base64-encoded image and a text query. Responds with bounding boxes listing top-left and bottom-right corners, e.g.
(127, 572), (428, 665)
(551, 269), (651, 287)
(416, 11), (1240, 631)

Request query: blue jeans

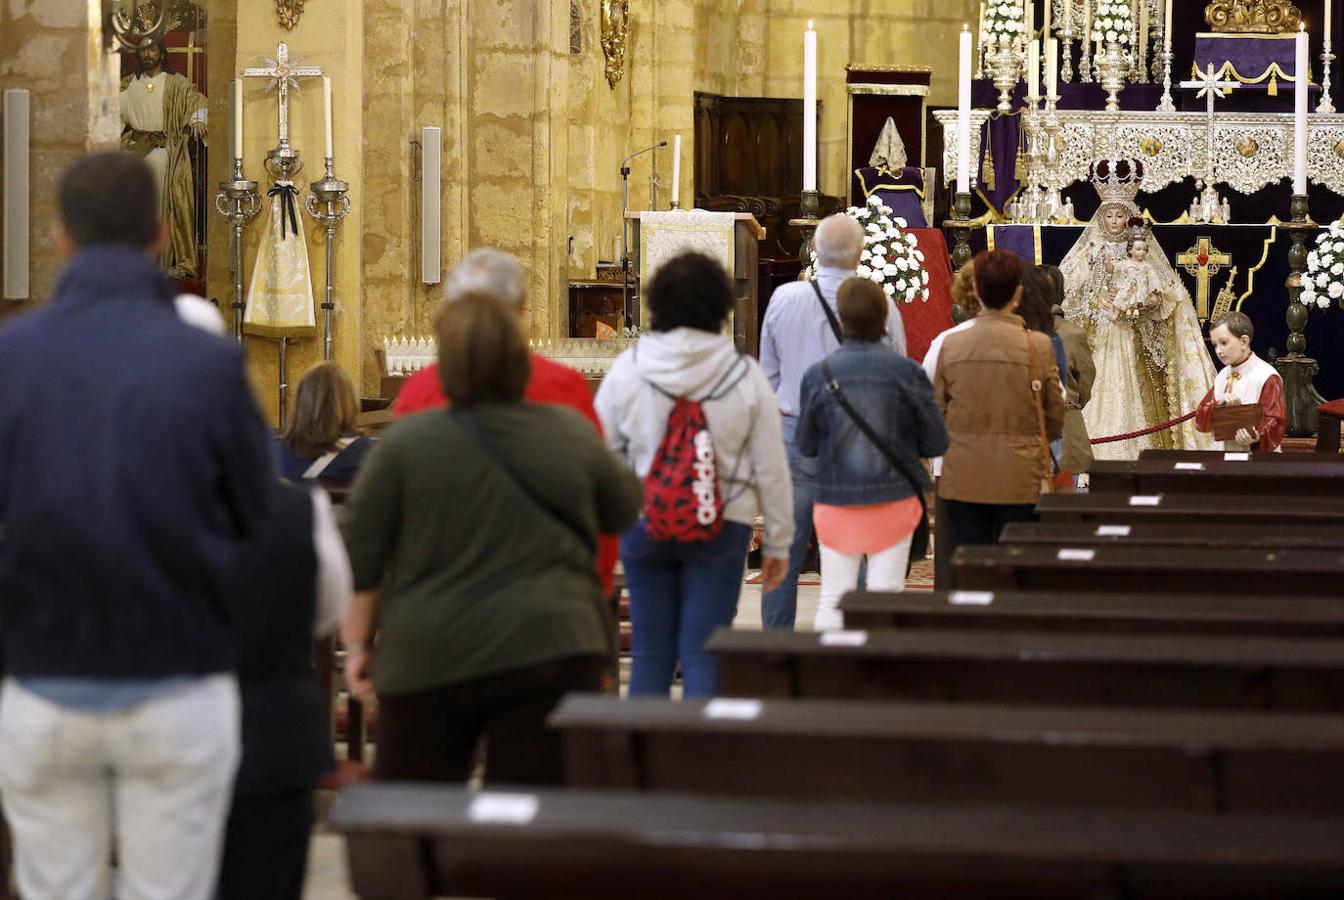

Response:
(622, 520), (752, 699)
(760, 416), (815, 629)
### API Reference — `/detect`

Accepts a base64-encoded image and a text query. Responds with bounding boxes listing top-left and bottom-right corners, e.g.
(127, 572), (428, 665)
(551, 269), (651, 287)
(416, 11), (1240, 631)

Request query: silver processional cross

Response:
(242, 42), (323, 152)
(1179, 64), (1239, 185)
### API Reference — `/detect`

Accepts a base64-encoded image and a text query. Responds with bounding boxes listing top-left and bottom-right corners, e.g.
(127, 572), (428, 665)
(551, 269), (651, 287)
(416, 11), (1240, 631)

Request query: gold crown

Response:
(1089, 157), (1144, 204)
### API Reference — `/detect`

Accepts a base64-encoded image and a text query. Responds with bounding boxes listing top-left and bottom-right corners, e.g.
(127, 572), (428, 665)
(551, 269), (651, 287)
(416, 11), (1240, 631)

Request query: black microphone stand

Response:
(620, 141), (667, 331)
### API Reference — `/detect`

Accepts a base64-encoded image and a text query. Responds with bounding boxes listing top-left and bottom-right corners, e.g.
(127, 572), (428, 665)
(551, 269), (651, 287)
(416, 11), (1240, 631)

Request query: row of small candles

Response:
(383, 336), (436, 375)
(952, 12), (1324, 201)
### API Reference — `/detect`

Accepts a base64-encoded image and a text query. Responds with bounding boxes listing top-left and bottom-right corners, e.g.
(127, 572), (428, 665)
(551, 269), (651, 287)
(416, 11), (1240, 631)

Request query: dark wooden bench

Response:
(706, 627), (1344, 712)
(1140, 449), (1344, 464)
(1037, 491), (1344, 526)
(553, 694), (1344, 815)
(998, 520), (1344, 551)
(331, 783), (1344, 899)
(951, 543), (1344, 596)
(1087, 459), (1344, 498)
(837, 589), (1344, 639)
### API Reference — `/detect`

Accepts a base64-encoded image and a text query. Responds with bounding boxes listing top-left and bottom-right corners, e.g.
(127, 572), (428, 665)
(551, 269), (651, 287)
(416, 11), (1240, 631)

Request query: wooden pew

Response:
(837, 589), (1344, 639)
(998, 520), (1344, 551)
(951, 544), (1344, 595)
(1087, 458), (1344, 498)
(331, 783), (1344, 900)
(1141, 448), (1344, 464)
(1037, 491), (1344, 527)
(553, 694), (1344, 815)
(706, 627), (1344, 712)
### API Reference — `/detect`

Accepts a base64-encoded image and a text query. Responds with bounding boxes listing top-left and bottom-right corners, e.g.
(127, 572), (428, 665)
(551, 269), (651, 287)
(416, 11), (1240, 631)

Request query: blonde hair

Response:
(950, 259), (978, 318)
(281, 362), (360, 460)
(436, 291), (531, 404)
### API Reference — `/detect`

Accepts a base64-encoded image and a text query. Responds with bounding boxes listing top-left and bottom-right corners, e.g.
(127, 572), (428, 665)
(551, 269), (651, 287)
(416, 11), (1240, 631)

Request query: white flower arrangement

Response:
(1299, 221), (1344, 310)
(983, 0), (1025, 46)
(1091, 0), (1133, 46)
(806, 196), (931, 305)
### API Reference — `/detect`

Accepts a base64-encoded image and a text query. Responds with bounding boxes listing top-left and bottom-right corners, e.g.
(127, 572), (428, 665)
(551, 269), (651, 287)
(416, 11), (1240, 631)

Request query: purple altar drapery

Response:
(853, 166), (927, 227)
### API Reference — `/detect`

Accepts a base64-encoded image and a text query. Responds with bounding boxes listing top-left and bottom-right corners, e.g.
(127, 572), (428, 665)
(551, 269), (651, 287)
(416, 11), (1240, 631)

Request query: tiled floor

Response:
(300, 579), (826, 899)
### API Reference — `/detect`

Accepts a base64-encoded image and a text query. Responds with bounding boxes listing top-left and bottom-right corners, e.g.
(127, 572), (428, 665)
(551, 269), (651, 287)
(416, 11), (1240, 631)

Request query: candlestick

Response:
(957, 24), (973, 195)
(1279, 195), (1325, 437)
(1046, 37), (1058, 96)
(1157, 38), (1175, 111)
(322, 76), (333, 160)
(1081, 0), (1093, 81)
(671, 133), (681, 206)
(232, 79), (243, 161)
(305, 157), (353, 363)
(1321, 41), (1336, 115)
(977, 1), (987, 76)
(803, 21), (817, 192)
(1028, 39), (1041, 100)
(214, 159), (262, 343)
(1295, 24), (1309, 196)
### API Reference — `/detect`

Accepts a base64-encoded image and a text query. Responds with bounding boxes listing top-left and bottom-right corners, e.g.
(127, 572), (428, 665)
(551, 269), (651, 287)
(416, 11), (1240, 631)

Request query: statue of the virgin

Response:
(1058, 158), (1215, 459)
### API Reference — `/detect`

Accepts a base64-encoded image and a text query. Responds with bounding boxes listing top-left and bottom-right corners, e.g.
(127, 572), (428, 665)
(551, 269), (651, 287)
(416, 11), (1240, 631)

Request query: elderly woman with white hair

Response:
(758, 213), (908, 629)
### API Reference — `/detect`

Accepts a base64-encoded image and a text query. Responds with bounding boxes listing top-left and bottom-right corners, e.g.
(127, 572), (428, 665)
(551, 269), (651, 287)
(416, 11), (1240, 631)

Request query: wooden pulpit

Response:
(626, 211), (766, 357)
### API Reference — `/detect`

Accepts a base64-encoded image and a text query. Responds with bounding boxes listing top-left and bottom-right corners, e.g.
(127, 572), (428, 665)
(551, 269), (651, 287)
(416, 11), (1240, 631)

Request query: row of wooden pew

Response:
(332, 449), (1344, 898)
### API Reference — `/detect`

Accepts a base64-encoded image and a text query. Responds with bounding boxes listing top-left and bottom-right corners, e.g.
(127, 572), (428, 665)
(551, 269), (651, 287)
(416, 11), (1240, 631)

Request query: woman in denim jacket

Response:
(797, 278), (949, 630)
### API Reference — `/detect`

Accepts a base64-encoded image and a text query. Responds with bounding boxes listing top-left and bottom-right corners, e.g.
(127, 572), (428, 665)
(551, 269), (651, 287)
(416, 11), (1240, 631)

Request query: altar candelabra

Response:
(1320, 42), (1336, 115)
(214, 159), (262, 343)
(305, 158), (352, 362)
(1061, 27), (1075, 83)
(1278, 194), (1326, 437)
(1156, 38), (1175, 111)
(944, 190), (982, 323)
(1080, 31), (1094, 83)
(791, 189), (821, 266)
(1011, 94), (1070, 224)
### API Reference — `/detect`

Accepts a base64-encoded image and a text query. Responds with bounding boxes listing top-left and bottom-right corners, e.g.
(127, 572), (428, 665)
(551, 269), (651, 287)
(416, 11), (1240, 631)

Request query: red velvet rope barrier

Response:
(1089, 410), (1197, 445)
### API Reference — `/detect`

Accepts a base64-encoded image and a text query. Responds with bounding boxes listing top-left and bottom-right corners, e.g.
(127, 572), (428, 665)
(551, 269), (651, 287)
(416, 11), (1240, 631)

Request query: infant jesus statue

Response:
(1110, 222), (1164, 324)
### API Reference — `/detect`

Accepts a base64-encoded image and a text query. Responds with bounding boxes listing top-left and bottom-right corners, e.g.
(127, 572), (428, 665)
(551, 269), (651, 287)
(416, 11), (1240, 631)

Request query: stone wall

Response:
(0, 0), (119, 318)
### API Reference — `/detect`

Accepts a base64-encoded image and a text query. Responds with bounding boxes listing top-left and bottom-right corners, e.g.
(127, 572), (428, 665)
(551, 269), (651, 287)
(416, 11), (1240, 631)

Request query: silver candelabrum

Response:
(1320, 42), (1336, 115)
(1061, 29), (1075, 83)
(305, 158), (352, 363)
(987, 38), (1024, 112)
(1010, 94), (1071, 224)
(214, 158), (262, 343)
(1097, 41), (1130, 112)
(1156, 39), (1176, 112)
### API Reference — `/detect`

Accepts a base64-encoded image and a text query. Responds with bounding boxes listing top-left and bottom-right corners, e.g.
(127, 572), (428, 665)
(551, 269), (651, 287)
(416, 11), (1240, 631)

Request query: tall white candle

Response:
(1063, 0), (1071, 36)
(1043, 0), (1051, 40)
(1028, 39), (1041, 97)
(1046, 38), (1059, 96)
(958, 24), (973, 195)
(803, 21), (817, 192)
(1295, 24), (1309, 195)
(978, 1), (986, 44)
(1082, 0), (1091, 41)
(1164, 0), (1172, 40)
(322, 76), (334, 160)
(231, 79), (242, 161)
(1328, 2), (1333, 42)
(671, 133), (681, 205)
(1024, 0), (1034, 40)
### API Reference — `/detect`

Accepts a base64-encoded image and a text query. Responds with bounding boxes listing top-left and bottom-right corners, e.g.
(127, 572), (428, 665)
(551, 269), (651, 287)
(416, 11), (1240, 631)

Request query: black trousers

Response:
(940, 499), (1038, 587)
(217, 789), (314, 900)
(374, 654), (606, 785)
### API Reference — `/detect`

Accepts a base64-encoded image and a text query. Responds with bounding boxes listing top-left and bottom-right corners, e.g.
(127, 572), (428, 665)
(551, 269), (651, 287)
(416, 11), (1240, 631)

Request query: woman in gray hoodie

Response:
(595, 252), (793, 698)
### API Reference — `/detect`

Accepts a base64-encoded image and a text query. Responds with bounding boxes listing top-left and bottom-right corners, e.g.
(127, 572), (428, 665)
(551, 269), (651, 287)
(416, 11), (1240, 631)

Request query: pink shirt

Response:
(813, 497), (923, 555)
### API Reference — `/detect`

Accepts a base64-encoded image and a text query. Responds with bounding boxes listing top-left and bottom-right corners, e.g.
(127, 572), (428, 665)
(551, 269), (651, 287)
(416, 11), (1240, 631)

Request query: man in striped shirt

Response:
(758, 214), (907, 628)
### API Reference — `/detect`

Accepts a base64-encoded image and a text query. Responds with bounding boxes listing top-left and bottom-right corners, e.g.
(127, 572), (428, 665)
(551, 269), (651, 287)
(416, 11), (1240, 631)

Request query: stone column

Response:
(0, 0), (120, 314)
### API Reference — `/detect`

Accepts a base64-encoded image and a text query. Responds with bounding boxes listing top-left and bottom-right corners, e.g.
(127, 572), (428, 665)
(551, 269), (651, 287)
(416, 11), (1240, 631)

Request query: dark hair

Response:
(837, 278), (888, 341)
(647, 252), (733, 332)
(1038, 264), (1065, 309)
(437, 291), (531, 404)
(1018, 268), (1057, 335)
(1213, 310), (1254, 341)
(971, 249), (1024, 310)
(281, 362), (360, 460)
(58, 152), (160, 249)
(134, 39), (174, 75)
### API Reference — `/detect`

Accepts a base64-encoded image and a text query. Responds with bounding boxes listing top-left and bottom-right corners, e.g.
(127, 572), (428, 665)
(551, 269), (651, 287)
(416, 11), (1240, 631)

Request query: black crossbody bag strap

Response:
(810, 280), (844, 344)
(820, 360), (928, 518)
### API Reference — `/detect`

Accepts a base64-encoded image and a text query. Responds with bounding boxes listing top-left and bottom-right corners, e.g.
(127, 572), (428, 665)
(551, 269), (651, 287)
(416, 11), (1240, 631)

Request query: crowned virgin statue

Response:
(1059, 159), (1215, 459)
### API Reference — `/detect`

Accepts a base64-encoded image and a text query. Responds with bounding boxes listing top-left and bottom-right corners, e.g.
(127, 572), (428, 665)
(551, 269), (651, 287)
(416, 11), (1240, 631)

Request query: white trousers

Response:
(814, 537), (912, 631)
(0, 676), (240, 900)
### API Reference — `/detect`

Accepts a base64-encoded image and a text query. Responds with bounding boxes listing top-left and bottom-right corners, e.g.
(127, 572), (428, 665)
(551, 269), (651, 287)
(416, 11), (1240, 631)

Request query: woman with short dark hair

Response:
(275, 362), (372, 482)
(933, 250), (1066, 559)
(341, 293), (641, 783)
(595, 252), (793, 697)
(797, 278), (948, 630)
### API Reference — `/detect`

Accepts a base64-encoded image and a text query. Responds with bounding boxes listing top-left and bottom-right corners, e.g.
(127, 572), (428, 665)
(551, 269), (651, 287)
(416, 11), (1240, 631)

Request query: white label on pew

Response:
(820, 630), (869, 647)
(1128, 494), (1162, 506)
(1173, 462), (1204, 471)
(468, 793), (539, 825)
(1057, 548), (1096, 562)
(1224, 452), (1251, 462)
(949, 591), (994, 606)
(1095, 524), (1131, 537)
(704, 698), (763, 720)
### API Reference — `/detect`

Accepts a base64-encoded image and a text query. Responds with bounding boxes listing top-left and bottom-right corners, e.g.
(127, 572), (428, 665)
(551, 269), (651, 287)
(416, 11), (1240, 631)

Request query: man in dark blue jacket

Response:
(0, 152), (273, 900)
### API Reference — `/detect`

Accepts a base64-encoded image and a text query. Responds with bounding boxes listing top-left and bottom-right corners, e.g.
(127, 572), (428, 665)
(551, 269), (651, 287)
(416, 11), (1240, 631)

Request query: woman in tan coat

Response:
(933, 250), (1065, 557)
